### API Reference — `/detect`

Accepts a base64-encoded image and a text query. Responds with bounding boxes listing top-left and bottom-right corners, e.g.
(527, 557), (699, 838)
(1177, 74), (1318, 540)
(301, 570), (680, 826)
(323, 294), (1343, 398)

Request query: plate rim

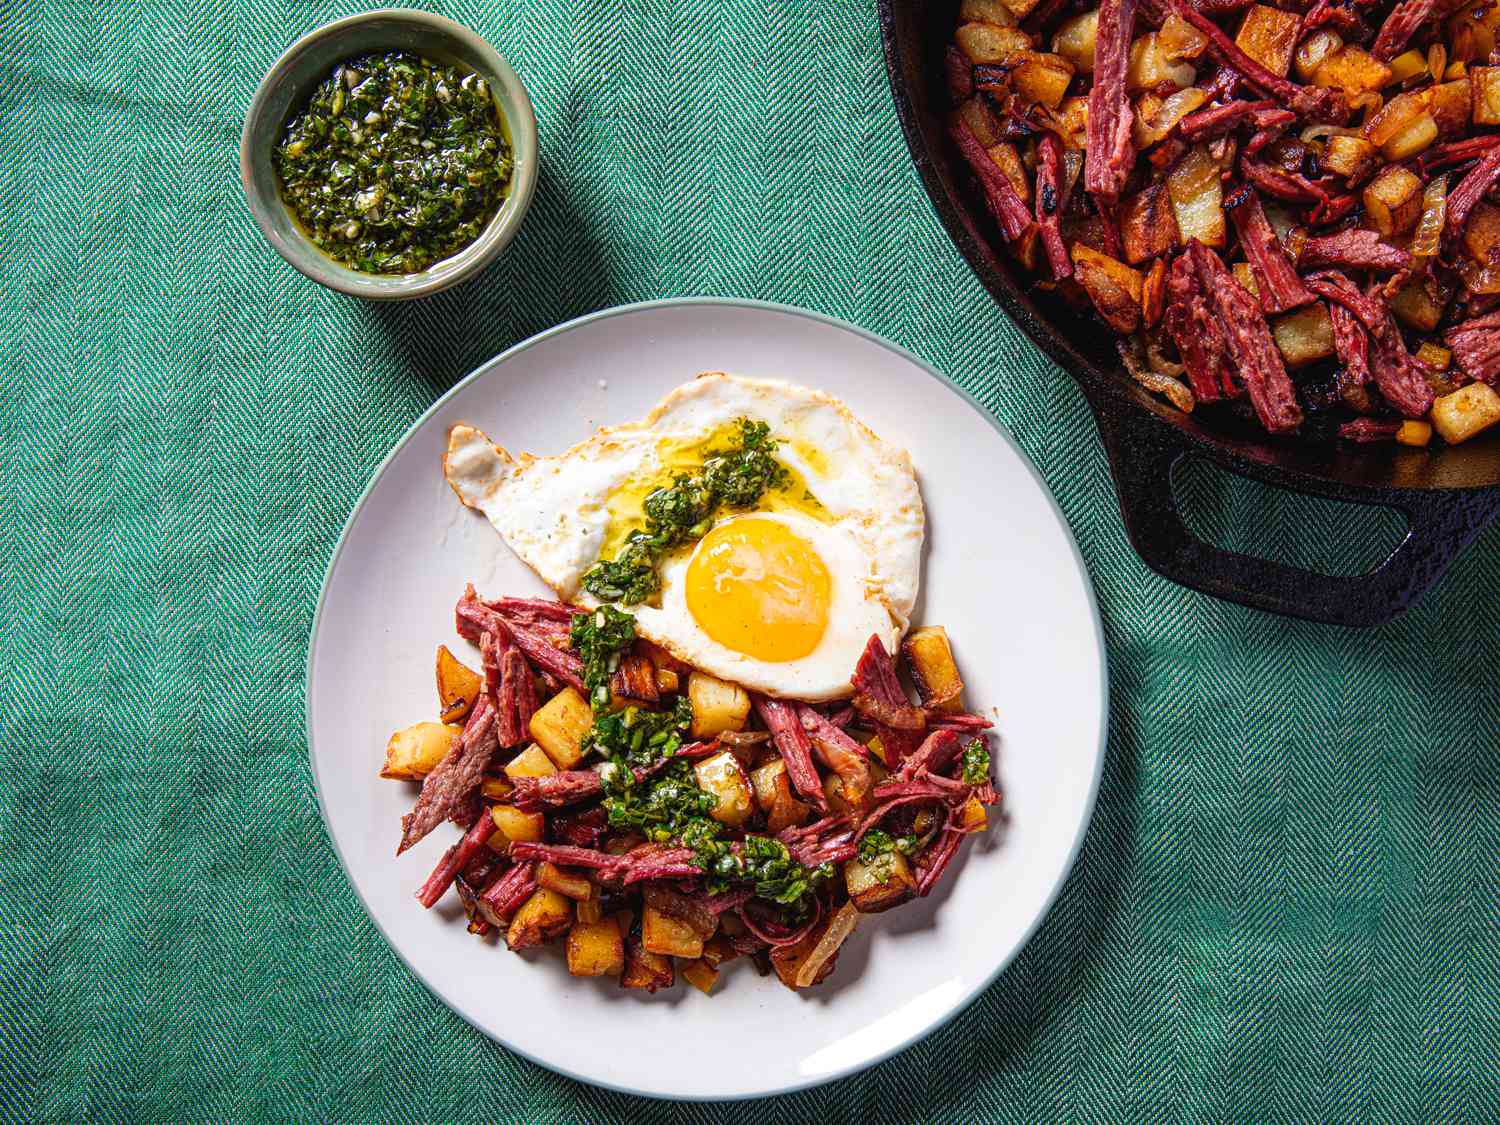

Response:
(304, 296), (1109, 1101)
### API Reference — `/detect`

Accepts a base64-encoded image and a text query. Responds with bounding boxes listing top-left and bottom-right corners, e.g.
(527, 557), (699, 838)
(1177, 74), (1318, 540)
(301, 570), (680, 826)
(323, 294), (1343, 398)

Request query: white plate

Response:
(306, 299), (1106, 1100)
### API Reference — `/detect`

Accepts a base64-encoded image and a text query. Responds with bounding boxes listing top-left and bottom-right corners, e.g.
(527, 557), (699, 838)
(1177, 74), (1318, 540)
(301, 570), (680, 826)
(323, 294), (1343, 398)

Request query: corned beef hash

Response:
(378, 375), (1000, 993)
(946, 0), (1500, 446)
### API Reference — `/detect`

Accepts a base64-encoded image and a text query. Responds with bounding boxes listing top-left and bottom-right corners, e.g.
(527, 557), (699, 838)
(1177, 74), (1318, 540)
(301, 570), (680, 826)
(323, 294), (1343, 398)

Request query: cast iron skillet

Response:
(879, 0), (1500, 626)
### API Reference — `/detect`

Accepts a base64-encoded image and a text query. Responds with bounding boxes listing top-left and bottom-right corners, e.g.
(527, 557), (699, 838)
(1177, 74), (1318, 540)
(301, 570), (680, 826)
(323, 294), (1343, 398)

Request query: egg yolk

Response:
(684, 518), (830, 663)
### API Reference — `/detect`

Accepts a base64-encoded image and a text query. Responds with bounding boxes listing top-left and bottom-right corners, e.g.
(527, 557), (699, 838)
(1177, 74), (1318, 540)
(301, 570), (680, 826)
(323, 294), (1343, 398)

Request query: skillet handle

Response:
(1091, 405), (1500, 626)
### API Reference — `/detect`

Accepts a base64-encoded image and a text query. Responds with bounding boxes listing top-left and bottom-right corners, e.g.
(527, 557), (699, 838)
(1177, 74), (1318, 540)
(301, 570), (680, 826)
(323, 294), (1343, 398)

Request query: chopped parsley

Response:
(962, 738), (991, 786)
(569, 605), (638, 711)
(585, 697), (693, 769)
(857, 828), (920, 864)
(274, 52), (512, 274)
(581, 419), (790, 605)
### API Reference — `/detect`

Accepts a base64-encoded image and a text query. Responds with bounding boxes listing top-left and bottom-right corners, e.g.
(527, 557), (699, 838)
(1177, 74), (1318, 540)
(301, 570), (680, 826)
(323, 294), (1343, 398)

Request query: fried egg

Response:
(443, 373), (924, 700)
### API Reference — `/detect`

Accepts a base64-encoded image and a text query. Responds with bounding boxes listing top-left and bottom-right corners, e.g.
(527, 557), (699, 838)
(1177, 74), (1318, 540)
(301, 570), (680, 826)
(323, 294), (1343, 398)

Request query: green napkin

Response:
(2, 0), (1494, 1120)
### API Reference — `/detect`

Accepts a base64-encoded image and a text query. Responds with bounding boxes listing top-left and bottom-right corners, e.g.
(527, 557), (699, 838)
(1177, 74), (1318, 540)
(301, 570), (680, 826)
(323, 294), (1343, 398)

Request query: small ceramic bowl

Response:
(240, 9), (538, 300)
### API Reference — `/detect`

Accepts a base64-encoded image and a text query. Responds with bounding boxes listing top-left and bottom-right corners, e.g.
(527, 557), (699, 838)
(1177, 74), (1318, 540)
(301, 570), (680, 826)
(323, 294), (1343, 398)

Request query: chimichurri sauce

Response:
(274, 52), (512, 275)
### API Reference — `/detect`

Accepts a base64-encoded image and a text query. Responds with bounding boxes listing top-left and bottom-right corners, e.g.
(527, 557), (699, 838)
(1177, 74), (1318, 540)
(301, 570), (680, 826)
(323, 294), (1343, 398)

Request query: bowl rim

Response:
(239, 8), (539, 301)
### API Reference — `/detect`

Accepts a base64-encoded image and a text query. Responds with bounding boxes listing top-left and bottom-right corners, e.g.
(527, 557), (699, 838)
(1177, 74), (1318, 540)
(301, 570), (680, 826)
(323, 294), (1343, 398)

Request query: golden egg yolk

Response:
(684, 518), (830, 663)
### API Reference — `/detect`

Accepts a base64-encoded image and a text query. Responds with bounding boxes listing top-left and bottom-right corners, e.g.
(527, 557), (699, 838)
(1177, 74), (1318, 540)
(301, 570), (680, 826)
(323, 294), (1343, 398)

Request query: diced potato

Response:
(528, 686), (592, 770)
(1055, 95), (1090, 148)
(1431, 382), (1500, 443)
(489, 804), (545, 849)
(956, 796), (989, 834)
(1127, 33), (1195, 92)
(1232, 261), (1259, 297)
(1391, 278), (1450, 332)
(687, 672), (751, 738)
(1052, 9), (1099, 73)
(1382, 113), (1438, 160)
(435, 645), (483, 724)
(902, 626), (965, 712)
(1117, 183), (1181, 265)
(845, 851), (918, 914)
(1397, 420), (1434, 446)
(538, 861), (594, 901)
(694, 751), (754, 827)
(1236, 5), (1300, 78)
(866, 735), (887, 767)
(988, 141), (1031, 204)
(506, 888), (572, 951)
(680, 958), (720, 995)
(1364, 88), (1432, 146)
(1448, 60), (1470, 79)
(1449, 0), (1500, 64)
(566, 917), (625, 976)
(576, 895), (603, 924)
(1071, 243), (1144, 334)
(1472, 66), (1500, 123)
(997, 0), (1041, 19)
(955, 21), (1031, 64)
(1272, 303), (1337, 368)
(1432, 79), (1473, 134)
(1142, 257), (1168, 328)
(1295, 29), (1342, 83)
(958, 95), (1003, 147)
(750, 759), (812, 833)
(380, 721), (460, 781)
(1158, 13), (1208, 60)
(1463, 201), (1500, 265)
(823, 773), (868, 817)
(1320, 134), (1380, 184)
(1012, 52), (1074, 109)
(1363, 165), (1424, 236)
(1386, 48), (1428, 84)
(655, 667), (679, 694)
(1416, 341), (1453, 372)
(503, 744), (558, 782)
(642, 905), (704, 959)
(1167, 145), (1226, 249)
(1312, 45), (1391, 94)
(609, 653), (659, 706)
(621, 937), (676, 991)
(480, 777), (513, 800)
(960, 0), (1020, 24)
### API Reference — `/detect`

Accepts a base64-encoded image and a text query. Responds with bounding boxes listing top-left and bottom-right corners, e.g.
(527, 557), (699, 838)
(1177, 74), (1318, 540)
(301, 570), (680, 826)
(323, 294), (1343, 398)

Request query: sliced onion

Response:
(793, 902), (861, 989)
(1300, 123), (1362, 144)
(1120, 337), (1195, 413)
(1410, 173), (1449, 268)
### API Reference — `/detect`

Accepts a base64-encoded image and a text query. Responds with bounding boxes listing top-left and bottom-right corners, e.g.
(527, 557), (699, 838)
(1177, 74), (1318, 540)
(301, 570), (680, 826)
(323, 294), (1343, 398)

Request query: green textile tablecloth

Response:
(3, 0), (1496, 1120)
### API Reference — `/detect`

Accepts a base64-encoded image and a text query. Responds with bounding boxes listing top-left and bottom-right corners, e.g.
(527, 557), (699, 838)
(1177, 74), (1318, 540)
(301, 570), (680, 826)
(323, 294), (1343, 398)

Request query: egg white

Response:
(443, 372), (925, 698)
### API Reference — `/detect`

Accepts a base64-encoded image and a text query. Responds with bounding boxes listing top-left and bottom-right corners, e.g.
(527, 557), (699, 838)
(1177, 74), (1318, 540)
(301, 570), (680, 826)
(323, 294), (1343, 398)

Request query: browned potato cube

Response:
(654, 667), (679, 694)
(1472, 66), (1500, 123)
(621, 937), (676, 991)
(987, 141), (1031, 205)
(1272, 304), (1337, 368)
(642, 905), (704, 959)
(844, 851), (918, 914)
(1320, 135), (1379, 184)
(750, 759), (812, 833)
(956, 795), (990, 834)
(902, 626), (965, 712)
(436, 645), (483, 724)
(1052, 9), (1098, 73)
(503, 744), (558, 783)
(566, 918), (625, 976)
(1071, 243), (1144, 334)
(1363, 165), (1424, 236)
(1382, 114), (1438, 160)
(538, 861), (594, 901)
(959, 0), (1019, 26)
(609, 653), (659, 706)
(687, 672), (751, 738)
(1236, 5), (1301, 77)
(1117, 184), (1181, 265)
(1232, 262), (1259, 297)
(1432, 78), (1473, 134)
(1167, 145), (1226, 248)
(1012, 52), (1074, 109)
(1385, 48), (1428, 84)
(1397, 420), (1434, 446)
(954, 21), (1031, 64)
(380, 721), (460, 781)
(680, 958), (720, 995)
(1463, 201), (1500, 265)
(1312, 44), (1391, 93)
(1431, 383), (1500, 443)
(1415, 341), (1452, 372)
(1127, 33), (1195, 92)
(1391, 277), (1450, 332)
(528, 686), (592, 769)
(958, 96), (1003, 147)
(488, 804), (545, 850)
(694, 751), (754, 827)
(506, 888), (572, 951)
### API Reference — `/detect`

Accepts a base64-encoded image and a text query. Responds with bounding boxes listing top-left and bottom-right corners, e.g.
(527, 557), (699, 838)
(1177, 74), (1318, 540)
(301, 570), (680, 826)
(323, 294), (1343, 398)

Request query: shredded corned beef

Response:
(1240, 159), (1330, 205)
(914, 825), (966, 896)
(1037, 131), (1073, 279)
(1371, 0), (1437, 60)
(551, 805), (608, 849)
(850, 634), (926, 765)
(509, 769), (603, 811)
(1307, 272), (1433, 418)
(927, 711), (994, 731)
(1228, 191), (1315, 314)
(479, 860), (537, 922)
(1166, 252), (1236, 402)
(1085, 0), (1137, 203)
(1446, 146), (1500, 243)
(415, 811), (497, 909)
(777, 815), (858, 868)
(455, 591), (585, 690)
(753, 695), (829, 810)
(1178, 99), (1268, 142)
(507, 841), (701, 884)
(798, 705), (872, 806)
(950, 117), (1033, 242)
(897, 729), (964, 782)
(1299, 230), (1413, 274)
(1338, 417), (1402, 442)
(398, 694), (497, 854)
(1444, 311), (1500, 383)
(1328, 301), (1374, 406)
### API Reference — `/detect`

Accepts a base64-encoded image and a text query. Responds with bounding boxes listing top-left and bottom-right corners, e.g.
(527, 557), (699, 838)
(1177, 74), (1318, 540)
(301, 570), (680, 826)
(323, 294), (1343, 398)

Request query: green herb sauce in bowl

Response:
(275, 52), (512, 275)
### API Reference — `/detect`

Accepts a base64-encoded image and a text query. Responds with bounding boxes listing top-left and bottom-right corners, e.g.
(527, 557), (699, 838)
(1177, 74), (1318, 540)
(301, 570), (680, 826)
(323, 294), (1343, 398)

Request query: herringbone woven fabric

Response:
(1, 0), (1495, 1120)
